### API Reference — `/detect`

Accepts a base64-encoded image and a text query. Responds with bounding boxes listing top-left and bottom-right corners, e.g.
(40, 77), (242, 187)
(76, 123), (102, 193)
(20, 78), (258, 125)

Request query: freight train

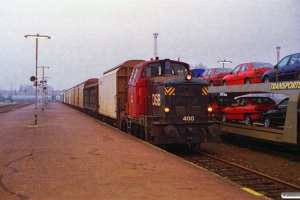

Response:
(63, 58), (220, 147)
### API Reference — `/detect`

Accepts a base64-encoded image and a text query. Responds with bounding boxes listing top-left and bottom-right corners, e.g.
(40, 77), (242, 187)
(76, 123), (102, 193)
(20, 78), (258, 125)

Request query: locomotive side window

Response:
(143, 64), (160, 77)
(141, 68), (147, 78)
(142, 66), (156, 78)
(129, 69), (135, 83)
(129, 69), (139, 83)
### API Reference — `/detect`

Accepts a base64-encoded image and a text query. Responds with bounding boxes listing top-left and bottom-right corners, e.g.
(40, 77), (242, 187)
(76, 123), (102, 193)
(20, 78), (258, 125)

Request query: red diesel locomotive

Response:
(65, 58), (220, 147)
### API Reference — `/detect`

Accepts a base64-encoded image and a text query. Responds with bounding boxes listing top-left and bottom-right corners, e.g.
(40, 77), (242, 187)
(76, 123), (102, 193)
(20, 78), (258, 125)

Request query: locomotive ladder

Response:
(127, 119), (132, 134)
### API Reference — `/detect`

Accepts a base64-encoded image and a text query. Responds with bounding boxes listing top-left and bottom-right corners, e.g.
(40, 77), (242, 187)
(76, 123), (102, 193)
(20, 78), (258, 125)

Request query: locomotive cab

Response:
(124, 59), (220, 146)
(127, 59), (189, 118)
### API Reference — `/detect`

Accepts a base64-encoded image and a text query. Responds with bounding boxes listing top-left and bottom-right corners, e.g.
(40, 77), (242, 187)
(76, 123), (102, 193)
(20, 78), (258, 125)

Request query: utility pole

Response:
(153, 33), (158, 58)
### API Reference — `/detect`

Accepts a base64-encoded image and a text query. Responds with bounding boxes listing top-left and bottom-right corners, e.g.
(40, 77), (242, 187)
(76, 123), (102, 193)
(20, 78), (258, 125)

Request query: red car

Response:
(209, 96), (234, 120)
(199, 68), (232, 86)
(221, 62), (273, 85)
(222, 96), (277, 125)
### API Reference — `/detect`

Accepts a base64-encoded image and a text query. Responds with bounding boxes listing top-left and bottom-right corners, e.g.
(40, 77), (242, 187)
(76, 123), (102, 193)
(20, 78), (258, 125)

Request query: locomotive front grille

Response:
(176, 106), (185, 115)
(171, 85), (209, 122)
(192, 106), (201, 115)
(176, 106), (201, 115)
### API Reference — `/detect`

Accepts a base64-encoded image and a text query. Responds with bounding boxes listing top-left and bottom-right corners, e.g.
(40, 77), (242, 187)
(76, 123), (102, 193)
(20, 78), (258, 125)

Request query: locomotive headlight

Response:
(164, 107), (170, 113)
(207, 107), (213, 112)
(186, 74), (192, 80)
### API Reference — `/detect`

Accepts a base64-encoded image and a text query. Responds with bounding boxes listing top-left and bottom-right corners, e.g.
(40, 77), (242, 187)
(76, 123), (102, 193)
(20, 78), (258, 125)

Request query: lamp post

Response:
(276, 47), (281, 82)
(25, 34), (51, 124)
(45, 77), (50, 104)
(276, 46), (281, 63)
(38, 66), (50, 111)
(218, 60), (232, 68)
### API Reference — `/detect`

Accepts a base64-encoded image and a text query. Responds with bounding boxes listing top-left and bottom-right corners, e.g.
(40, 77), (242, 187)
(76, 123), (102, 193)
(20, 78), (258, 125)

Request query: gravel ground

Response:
(199, 135), (300, 187)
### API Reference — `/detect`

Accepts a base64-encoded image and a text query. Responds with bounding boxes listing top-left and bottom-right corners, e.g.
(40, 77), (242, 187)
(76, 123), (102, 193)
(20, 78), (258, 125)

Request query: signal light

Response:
(164, 107), (170, 113)
(30, 76), (36, 82)
(207, 107), (213, 112)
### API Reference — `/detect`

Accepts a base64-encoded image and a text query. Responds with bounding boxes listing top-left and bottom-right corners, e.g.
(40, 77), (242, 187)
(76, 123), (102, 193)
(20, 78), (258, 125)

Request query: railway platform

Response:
(0, 102), (264, 200)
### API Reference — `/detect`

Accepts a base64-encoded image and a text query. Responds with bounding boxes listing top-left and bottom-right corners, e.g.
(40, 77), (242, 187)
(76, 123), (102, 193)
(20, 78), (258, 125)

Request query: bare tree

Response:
(190, 63), (207, 69)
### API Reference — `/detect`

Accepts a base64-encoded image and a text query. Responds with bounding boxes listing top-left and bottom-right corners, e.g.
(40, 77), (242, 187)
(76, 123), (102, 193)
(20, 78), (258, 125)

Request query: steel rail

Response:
(197, 150), (300, 192)
(0, 102), (33, 114)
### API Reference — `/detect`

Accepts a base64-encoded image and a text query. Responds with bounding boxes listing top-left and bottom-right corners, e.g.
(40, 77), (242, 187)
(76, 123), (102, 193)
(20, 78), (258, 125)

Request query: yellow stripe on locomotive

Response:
(202, 87), (208, 95)
(164, 87), (175, 95)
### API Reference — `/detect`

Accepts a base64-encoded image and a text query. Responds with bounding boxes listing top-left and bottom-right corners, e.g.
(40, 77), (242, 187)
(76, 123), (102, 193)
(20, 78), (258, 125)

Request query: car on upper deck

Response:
(222, 96), (277, 125)
(221, 62), (273, 86)
(191, 69), (205, 78)
(262, 53), (300, 82)
(199, 68), (231, 86)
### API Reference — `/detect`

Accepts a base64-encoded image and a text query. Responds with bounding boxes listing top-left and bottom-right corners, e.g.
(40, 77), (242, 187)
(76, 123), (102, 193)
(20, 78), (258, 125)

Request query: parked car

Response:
(209, 95), (234, 120)
(222, 96), (277, 124)
(221, 62), (273, 86)
(191, 69), (205, 78)
(262, 98), (300, 128)
(262, 52), (300, 82)
(199, 68), (231, 86)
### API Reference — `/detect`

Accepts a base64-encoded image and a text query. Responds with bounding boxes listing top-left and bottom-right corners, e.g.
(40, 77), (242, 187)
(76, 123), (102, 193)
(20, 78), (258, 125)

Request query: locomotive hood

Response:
(147, 76), (209, 85)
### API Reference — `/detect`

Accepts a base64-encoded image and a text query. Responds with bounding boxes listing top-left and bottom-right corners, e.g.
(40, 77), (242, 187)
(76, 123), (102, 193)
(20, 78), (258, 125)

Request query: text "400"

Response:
(183, 116), (194, 121)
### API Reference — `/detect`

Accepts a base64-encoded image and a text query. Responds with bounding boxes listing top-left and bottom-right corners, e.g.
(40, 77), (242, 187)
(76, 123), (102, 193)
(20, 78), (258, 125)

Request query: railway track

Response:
(66, 102), (300, 199)
(0, 102), (33, 114)
(174, 149), (300, 200)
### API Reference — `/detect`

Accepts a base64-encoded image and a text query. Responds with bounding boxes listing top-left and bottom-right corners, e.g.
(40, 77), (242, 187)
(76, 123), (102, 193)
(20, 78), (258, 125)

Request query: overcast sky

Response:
(1, 0), (299, 91)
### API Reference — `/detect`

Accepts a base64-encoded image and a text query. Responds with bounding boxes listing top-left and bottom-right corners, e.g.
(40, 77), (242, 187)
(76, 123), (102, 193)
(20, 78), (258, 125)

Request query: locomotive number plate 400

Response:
(183, 116), (194, 121)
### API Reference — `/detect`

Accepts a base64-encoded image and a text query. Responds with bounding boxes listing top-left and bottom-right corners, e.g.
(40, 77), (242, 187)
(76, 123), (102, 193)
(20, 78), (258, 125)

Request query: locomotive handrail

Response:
(143, 96), (146, 129)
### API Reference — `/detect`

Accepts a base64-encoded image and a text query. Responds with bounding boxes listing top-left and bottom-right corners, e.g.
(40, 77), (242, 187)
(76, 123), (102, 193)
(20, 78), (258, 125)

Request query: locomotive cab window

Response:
(129, 69), (135, 82)
(129, 69), (139, 82)
(142, 61), (189, 77)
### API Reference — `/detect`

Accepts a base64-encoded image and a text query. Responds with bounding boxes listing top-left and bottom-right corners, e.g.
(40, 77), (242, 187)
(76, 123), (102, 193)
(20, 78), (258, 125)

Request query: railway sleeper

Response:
(250, 186), (287, 191)
(229, 177), (262, 181)
(241, 182), (273, 186)
(218, 172), (249, 176)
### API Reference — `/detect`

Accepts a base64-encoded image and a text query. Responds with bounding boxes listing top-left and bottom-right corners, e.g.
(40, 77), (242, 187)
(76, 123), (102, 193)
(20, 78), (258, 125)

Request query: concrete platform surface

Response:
(0, 102), (262, 200)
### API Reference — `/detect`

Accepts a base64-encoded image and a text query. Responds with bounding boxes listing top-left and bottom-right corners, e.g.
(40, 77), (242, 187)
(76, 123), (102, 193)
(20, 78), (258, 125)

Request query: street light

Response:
(218, 60), (232, 68)
(276, 46), (281, 63)
(38, 66), (50, 111)
(45, 77), (50, 104)
(25, 34), (51, 125)
(276, 47), (281, 82)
